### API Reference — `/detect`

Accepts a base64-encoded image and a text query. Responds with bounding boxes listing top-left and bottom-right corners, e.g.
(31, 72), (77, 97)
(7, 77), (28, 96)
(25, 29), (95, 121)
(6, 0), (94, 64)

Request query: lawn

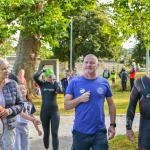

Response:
(33, 72), (145, 150)
(34, 72), (145, 115)
(108, 132), (138, 150)
(33, 90), (139, 115)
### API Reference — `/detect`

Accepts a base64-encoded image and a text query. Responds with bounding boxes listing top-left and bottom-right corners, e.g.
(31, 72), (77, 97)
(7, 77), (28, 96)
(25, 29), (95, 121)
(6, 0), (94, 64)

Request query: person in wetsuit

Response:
(126, 74), (150, 150)
(33, 69), (60, 150)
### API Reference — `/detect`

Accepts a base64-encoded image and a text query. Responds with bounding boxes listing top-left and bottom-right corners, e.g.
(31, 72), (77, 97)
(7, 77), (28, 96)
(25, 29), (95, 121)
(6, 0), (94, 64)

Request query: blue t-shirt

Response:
(66, 75), (113, 134)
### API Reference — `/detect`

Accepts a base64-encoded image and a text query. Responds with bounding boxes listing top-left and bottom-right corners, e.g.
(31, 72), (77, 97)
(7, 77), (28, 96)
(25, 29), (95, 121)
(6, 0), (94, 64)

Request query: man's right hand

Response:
(80, 91), (90, 103)
(126, 129), (134, 142)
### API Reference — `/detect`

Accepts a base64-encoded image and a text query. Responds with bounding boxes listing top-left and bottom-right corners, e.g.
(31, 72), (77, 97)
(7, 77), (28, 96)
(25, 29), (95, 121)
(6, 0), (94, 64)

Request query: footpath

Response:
(29, 114), (140, 150)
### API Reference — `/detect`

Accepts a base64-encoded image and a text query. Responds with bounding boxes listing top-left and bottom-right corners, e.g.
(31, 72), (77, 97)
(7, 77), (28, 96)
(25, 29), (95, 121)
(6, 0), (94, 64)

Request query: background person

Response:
(64, 54), (116, 150)
(0, 58), (24, 150)
(128, 65), (136, 91)
(110, 66), (117, 85)
(103, 67), (110, 79)
(67, 70), (76, 83)
(126, 74), (150, 149)
(61, 77), (68, 96)
(17, 69), (26, 85)
(14, 83), (42, 150)
(8, 73), (19, 83)
(33, 68), (60, 150)
(119, 66), (128, 92)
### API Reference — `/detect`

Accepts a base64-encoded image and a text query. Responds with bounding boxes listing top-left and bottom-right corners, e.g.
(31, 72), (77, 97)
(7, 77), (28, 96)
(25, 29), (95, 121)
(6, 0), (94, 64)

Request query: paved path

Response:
(29, 114), (140, 150)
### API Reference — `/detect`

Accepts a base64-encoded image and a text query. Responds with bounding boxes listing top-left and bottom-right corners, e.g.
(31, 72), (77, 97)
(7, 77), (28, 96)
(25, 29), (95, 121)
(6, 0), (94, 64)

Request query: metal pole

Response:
(70, 17), (73, 70)
(146, 48), (149, 74)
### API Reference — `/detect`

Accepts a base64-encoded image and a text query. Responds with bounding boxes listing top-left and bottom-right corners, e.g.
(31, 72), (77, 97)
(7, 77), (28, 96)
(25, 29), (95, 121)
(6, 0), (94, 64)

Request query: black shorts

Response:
(71, 129), (108, 150)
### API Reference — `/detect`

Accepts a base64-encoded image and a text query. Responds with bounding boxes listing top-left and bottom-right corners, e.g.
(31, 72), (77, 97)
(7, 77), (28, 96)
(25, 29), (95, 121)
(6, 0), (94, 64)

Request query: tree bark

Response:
(13, 32), (41, 95)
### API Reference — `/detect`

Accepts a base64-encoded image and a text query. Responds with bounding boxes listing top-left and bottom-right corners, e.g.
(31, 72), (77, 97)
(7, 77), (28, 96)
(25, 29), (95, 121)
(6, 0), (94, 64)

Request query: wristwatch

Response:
(110, 123), (116, 127)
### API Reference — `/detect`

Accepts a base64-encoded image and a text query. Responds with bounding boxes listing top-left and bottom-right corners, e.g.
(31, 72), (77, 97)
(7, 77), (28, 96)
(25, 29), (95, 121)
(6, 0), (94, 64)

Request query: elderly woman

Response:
(0, 58), (24, 150)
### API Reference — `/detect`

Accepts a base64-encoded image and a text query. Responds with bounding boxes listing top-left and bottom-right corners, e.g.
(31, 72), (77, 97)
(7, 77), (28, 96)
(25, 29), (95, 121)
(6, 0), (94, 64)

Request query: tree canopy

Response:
(110, 0), (150, 48)
(52, 6), (124, 69)
(0, 0), (98, 94)
(0, 0), (97, 45)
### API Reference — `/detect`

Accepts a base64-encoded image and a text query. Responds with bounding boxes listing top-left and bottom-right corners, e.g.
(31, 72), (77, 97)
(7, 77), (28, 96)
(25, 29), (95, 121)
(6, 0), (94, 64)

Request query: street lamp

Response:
(70, 16), (73, 70)
(146, 48), (149, 73)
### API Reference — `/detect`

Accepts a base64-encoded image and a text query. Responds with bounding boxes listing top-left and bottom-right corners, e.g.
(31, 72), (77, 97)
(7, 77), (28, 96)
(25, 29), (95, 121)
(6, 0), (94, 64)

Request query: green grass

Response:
(34, 91), (134, 115)
(109, 132), (138, 150)
(33, 72), (144, 115)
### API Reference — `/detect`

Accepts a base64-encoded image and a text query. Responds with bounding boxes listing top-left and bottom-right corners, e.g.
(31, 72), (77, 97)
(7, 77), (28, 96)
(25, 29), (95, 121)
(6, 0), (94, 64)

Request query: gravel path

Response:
(29, 114), (140, 150)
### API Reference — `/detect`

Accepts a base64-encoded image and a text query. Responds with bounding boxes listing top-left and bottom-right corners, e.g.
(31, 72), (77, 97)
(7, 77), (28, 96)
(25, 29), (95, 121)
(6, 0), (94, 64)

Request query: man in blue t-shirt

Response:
(64, 54), (116, 150)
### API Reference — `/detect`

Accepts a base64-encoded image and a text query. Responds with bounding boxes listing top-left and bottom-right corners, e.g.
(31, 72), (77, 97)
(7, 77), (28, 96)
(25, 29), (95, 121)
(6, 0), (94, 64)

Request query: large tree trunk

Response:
(13, 32), (41, 96)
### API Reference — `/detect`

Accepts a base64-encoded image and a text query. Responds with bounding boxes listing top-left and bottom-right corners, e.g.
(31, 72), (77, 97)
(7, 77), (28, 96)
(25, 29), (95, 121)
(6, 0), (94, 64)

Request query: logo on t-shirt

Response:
(97, 87), (104, 94)
(80, 88), (85, 94)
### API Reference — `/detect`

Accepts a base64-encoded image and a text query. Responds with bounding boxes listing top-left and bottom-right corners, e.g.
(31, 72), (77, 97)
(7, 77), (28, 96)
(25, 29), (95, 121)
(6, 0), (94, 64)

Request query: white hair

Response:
(0, 58), (9, 69)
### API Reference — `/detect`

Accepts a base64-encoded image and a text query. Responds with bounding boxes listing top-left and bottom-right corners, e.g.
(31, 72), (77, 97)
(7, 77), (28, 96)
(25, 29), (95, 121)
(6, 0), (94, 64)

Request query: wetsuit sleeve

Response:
(33, 70), (44, 85)
(53, 81), (59, 93)
(126, 80), (140, 130)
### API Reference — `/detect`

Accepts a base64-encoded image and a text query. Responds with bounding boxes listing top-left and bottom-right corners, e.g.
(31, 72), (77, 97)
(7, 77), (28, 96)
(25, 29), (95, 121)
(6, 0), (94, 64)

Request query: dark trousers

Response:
(121, 80), (127, 91)
(71, 130), (108, 150)
(130, 78), (135, 90)
(40, 108), (60, 150)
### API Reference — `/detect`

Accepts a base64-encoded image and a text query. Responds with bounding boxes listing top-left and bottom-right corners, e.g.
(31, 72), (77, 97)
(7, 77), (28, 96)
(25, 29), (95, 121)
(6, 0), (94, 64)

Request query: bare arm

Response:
(106, 96), (116, 140)
(20, 112), (35, 122)
(30, 114), (42, 136)
(64, 91), (91, 110)
(106, 96), (116, 124)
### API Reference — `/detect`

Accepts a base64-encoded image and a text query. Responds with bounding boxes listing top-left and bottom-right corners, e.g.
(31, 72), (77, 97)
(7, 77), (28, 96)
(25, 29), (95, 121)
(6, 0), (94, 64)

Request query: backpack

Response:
(103, 70), (109, 78)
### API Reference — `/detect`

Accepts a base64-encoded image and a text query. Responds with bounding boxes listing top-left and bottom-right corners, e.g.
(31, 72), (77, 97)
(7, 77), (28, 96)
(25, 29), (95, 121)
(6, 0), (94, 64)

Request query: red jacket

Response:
(129, 68), (136, 79)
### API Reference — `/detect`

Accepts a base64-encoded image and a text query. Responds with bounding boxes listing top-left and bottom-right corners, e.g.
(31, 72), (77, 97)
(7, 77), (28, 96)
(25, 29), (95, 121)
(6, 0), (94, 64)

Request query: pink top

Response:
(17, 75), (26, 85)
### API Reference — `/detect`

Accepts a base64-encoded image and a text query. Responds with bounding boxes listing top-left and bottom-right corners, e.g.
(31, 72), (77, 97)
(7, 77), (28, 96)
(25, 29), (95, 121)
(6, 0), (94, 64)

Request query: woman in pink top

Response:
(17, 69), (26, 85)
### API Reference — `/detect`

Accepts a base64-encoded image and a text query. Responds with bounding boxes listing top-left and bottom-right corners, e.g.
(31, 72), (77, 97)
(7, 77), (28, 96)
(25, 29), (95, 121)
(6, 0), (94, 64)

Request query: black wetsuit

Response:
(126, 75), (150, 150)
(33, 70), (60, 150)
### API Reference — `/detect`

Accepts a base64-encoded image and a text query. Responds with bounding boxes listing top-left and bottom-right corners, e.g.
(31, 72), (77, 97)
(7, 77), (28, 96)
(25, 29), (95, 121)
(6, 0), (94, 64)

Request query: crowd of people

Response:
(103, 64), (136, 92)
(0, 54), (148, 150)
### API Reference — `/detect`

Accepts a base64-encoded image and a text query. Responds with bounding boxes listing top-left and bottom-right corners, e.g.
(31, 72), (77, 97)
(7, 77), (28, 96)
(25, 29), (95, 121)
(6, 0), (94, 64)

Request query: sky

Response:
(122, 38), (136, 49)
(99, 0), (136, 49)
(99, 0), (113, 3)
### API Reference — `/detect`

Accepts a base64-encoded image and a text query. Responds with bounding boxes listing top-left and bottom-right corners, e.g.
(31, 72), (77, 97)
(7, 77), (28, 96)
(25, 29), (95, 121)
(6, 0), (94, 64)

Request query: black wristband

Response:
(110, 123), (116, 127)
(126, 125), (132, 130)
